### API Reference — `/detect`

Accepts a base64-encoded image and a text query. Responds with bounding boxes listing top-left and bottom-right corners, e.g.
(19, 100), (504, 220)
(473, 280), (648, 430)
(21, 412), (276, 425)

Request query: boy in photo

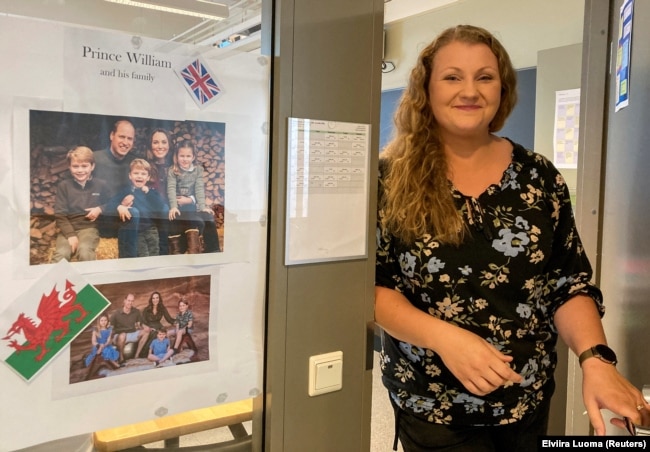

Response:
(52, 146), (110, 262)
(147, 327), (174, 366)
(108, 159), (169, 258)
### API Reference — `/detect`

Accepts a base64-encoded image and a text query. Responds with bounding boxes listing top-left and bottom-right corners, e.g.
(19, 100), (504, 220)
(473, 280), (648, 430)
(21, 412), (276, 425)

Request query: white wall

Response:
(382, 0), (585, 90)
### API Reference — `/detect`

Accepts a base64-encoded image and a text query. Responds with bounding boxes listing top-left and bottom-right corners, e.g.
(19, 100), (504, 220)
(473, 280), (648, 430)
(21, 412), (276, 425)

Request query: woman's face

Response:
(428, 41), (502, 140)
(151, 132), (170, 161)
(152, 293), (160, 305)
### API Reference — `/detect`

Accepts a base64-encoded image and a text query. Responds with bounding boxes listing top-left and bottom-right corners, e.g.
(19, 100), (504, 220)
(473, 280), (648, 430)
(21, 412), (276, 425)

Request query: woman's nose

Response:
(459, 80), (479, 97)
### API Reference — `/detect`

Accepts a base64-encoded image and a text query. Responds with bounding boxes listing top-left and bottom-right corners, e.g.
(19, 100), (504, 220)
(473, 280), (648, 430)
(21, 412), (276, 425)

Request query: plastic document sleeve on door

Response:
(285, 117), (371, 265)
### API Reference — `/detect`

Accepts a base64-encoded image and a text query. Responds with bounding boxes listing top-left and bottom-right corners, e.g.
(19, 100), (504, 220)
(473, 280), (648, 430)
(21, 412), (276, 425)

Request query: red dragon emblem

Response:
(3, 280), (87, 361)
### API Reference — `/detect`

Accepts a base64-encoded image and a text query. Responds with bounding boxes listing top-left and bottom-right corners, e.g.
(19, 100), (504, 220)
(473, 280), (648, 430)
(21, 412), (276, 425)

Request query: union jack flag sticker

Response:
(176, 56), (224, 108)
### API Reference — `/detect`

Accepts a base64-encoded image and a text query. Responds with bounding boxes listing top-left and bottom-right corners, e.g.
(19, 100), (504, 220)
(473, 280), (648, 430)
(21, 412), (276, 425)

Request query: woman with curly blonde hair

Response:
(375, 24), (645, 451)
(381, 24), (517, 246)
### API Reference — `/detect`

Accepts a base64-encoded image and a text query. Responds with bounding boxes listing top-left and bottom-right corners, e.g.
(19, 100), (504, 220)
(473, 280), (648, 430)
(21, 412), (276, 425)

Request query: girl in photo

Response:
(166, 140), (220, 254)
(84, 313), (119, 368)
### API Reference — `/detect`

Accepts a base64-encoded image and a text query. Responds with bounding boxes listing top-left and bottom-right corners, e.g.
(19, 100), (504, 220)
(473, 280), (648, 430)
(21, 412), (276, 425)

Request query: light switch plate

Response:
(308, 351), (343, 397)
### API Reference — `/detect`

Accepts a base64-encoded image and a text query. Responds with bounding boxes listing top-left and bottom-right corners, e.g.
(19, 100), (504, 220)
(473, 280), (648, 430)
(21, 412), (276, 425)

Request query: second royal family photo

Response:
(67, 275), (211, 384)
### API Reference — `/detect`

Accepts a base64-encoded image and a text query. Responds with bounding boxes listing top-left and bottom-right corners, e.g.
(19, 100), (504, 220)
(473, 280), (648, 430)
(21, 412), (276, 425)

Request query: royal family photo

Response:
(28, 110), (226, 266)
(67, 275), (211, 384)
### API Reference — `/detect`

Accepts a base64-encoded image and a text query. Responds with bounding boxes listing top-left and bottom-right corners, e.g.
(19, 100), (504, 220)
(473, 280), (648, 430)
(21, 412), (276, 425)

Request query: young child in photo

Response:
(172, 298), (194, 353)
(148, 327), (174, 366)
(166, 140), (220, 254)
(84, 313), (120, 368)
(52, 146), (110, 262)
(108, 158), (169, 258)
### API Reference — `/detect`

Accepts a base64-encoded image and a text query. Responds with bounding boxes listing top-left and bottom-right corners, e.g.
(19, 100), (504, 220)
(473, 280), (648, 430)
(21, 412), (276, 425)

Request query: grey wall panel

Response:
(566, 0), (610, 435)
(266, 0), (384, 450)
(283, 262), (371, 450)
(568, 0), (650, 436)
(534, 43), (583, 193)
(598, 0), (650, 435)
(291, 3), (378, 120)
(532, 42), (583, 436)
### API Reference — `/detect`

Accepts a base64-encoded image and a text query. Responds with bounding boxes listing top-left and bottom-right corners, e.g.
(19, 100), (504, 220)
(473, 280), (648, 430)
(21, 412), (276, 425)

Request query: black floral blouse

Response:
(375, 141), (603, 426)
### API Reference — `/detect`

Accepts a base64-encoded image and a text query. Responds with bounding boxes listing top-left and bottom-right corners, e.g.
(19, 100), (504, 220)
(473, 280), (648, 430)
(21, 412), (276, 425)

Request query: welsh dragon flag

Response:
(0, 261), (109, 381)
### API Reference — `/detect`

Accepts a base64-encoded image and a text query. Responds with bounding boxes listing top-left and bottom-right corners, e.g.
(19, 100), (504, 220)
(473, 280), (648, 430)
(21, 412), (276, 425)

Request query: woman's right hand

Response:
(375, 286), (522, 397)
(436, 327), (522, 396)
(169, 207), (180, 220)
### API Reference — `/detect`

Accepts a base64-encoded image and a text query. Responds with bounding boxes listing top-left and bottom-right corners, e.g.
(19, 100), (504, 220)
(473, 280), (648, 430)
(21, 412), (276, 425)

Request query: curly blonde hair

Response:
(380, 25), (517, 245)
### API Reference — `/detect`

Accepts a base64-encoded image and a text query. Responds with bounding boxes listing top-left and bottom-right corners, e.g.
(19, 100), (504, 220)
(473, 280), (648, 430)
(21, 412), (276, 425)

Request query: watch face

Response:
(595, 344), (617, 363)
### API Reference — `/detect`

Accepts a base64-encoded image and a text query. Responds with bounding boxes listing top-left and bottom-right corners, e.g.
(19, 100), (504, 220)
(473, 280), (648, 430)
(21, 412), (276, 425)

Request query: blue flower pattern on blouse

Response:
(376, 143), (604, 426)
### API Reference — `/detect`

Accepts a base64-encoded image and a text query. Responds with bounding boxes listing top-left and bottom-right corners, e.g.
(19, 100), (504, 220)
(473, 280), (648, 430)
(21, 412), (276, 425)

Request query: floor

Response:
(371, 351), (404, 452)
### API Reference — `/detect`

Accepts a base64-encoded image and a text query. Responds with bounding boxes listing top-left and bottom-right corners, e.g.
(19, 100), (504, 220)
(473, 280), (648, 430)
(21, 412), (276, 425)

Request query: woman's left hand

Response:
(582, 359), (650, 435)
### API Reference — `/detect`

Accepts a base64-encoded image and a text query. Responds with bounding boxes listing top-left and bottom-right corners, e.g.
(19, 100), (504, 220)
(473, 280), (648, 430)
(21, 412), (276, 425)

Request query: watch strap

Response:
(578, 344), (617, 366)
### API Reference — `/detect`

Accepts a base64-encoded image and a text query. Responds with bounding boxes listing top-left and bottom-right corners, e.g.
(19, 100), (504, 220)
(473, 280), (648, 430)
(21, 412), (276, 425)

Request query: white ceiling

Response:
(384, 0), (461, 24)
(0, 0), (262, 45)
(1, 0), (447, 48)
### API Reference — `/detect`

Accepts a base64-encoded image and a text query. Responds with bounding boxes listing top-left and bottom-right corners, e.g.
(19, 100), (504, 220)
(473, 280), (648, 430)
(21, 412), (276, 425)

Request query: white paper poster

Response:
(615, 0), (634, 112)
(0, 15), (269, 451)
(64, 28), (184, 118)
(553, 88), (580, 169)
(286, 118), (370, 265)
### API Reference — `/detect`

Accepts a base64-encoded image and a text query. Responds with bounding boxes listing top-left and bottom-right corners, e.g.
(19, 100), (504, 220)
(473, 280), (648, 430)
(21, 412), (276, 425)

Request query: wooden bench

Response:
(93, 398), (253, 451)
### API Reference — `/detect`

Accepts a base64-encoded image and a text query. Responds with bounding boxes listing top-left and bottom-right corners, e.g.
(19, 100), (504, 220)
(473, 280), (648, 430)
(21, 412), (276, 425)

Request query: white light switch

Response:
(308, 351), (343, 397)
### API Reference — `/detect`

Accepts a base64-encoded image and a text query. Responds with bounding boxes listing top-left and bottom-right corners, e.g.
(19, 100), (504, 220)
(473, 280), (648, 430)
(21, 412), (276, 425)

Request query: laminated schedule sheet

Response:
(286, 118), (371, 265)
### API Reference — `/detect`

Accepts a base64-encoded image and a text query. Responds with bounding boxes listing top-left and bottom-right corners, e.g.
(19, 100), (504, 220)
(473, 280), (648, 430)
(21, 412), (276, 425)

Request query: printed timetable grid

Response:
(286, 118), (371, 264)
(290, 125), (367, 194)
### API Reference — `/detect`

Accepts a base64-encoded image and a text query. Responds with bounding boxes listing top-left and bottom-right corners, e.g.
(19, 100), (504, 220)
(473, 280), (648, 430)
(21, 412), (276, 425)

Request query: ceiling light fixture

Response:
(103, 0), (229, 21)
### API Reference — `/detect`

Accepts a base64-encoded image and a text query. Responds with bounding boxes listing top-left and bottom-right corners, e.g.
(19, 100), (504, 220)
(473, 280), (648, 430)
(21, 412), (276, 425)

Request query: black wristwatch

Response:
(578, 344), (617, 366)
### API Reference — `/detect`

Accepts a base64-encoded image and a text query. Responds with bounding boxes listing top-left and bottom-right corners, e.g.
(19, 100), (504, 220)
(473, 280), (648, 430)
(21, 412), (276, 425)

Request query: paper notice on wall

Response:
(286, 118), (370, 264)
(553, 88), (580, 169)
(615, 0), (634, 112)
(63, 28), (230, 118)
(1, 13), (269, 450)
